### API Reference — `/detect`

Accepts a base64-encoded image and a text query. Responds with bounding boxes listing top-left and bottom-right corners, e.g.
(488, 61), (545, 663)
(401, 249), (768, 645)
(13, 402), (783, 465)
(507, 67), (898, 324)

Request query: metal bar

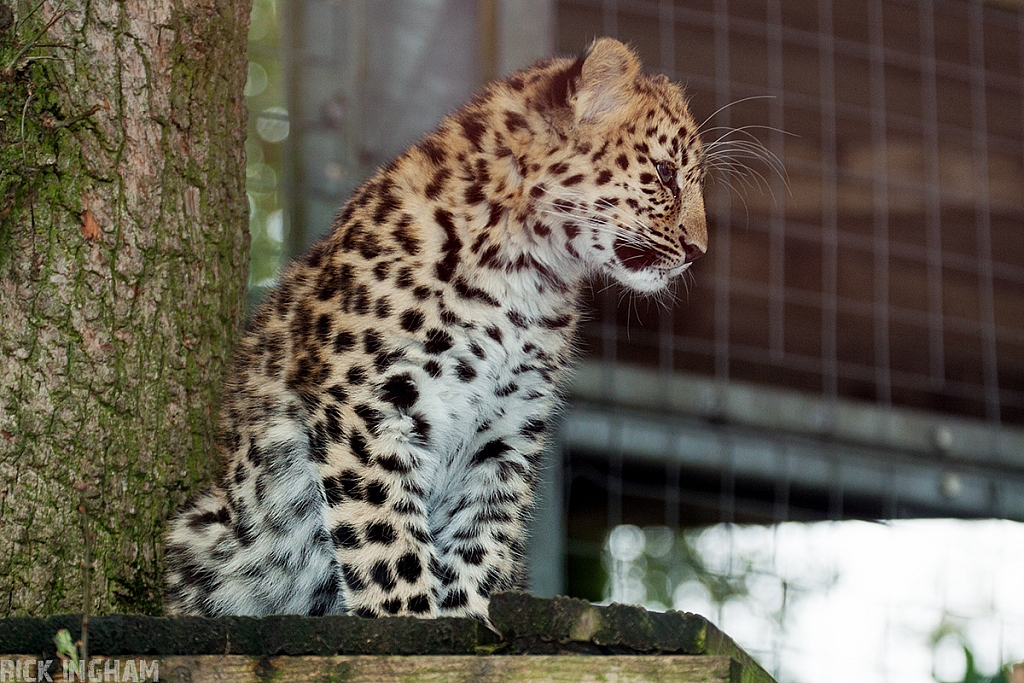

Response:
(478, 0), (498, 85)
(561, 402), (1024, 521)
(603, 0), (617, 35)
(569, 362), (1024, 470)
(712, 0), (732, 390)
(767, 0), (786, 363)
(659, 0), (676, 399)
(868, 0), (892, 406)
(281, 0), (305, 258)
(527, 439), (566, 597)
(659, 0), (675, 77)
(819, 0), (839, 405)
(920, 0), (947, 389)
(968, 0), (1002, 427)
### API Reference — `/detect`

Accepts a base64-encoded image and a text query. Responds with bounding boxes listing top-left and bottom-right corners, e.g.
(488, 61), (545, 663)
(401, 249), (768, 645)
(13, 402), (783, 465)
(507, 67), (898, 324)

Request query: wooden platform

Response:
(0, 592), (777, 683)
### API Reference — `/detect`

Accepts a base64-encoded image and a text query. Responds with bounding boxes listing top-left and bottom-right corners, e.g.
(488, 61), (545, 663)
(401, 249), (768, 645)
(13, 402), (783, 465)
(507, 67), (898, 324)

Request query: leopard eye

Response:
(655, 160), (677, 186)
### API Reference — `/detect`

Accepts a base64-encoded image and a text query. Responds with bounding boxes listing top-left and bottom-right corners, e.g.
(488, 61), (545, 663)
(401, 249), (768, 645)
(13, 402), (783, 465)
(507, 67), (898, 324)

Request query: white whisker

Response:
(697, 95), (777, 132)
(702, 123), (798, 143)
(696, 96), (791, 207)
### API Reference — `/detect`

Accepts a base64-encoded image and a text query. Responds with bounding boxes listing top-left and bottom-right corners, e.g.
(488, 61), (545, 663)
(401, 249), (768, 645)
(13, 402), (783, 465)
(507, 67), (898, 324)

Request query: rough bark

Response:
(0, 0), (251, 615)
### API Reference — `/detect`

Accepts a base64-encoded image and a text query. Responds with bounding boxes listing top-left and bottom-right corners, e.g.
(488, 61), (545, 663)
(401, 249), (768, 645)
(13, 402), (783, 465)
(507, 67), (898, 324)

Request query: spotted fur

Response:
(164, 38), (707, 621)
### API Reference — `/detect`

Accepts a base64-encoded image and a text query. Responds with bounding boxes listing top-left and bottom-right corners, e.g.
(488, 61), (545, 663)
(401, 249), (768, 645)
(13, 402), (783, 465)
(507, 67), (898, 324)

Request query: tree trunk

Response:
(0, 0), (251, 615)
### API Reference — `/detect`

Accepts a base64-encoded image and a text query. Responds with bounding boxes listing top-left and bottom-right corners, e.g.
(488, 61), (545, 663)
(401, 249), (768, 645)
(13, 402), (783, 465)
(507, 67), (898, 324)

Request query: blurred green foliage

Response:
(596, 524), (1020, 683)
(931, 624), (1017, 683)
(246, 0), (286, 290)
(942, 647), (1012, 683)
(600, 524), (833, 618)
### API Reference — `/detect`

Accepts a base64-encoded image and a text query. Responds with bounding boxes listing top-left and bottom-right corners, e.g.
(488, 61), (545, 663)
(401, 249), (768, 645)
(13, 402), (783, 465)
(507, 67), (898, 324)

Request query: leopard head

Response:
(540, 38), (707, 294)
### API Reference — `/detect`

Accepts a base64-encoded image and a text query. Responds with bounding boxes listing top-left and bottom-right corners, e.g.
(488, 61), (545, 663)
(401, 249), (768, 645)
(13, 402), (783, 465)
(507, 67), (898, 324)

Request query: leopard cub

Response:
(165, 37), (707, 621)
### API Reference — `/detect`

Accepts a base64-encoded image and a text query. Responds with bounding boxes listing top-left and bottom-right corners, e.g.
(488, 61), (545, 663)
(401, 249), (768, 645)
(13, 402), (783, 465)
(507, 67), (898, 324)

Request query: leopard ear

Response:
(574, 38), (641, 123)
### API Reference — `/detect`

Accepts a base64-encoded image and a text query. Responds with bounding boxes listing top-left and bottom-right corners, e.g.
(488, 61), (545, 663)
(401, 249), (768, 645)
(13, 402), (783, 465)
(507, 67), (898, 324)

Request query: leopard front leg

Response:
(428, 415), (548, 622)
(322, 415), (443, 618)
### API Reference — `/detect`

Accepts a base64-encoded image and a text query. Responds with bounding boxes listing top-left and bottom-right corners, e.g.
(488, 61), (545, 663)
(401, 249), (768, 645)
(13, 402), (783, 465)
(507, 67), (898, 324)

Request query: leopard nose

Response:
(682, 239), (706, 264)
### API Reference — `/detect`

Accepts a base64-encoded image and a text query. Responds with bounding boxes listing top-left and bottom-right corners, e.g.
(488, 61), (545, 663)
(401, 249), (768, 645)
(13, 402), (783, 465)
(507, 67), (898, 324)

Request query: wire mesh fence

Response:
(556, 0), (1024, 427)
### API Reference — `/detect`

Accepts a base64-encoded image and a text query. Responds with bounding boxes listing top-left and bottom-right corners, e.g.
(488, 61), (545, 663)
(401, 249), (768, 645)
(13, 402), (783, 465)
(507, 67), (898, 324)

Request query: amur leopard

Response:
(165, 37), (707, 621)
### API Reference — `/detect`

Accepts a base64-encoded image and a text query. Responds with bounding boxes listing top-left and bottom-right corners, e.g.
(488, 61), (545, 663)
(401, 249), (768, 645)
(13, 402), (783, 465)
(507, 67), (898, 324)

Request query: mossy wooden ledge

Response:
(0, 592), (776, 683)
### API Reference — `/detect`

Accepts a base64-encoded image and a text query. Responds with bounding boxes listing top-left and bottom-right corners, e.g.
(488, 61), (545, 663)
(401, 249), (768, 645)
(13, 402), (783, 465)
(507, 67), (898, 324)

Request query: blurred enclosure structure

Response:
(246, 0), (1024, 679)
